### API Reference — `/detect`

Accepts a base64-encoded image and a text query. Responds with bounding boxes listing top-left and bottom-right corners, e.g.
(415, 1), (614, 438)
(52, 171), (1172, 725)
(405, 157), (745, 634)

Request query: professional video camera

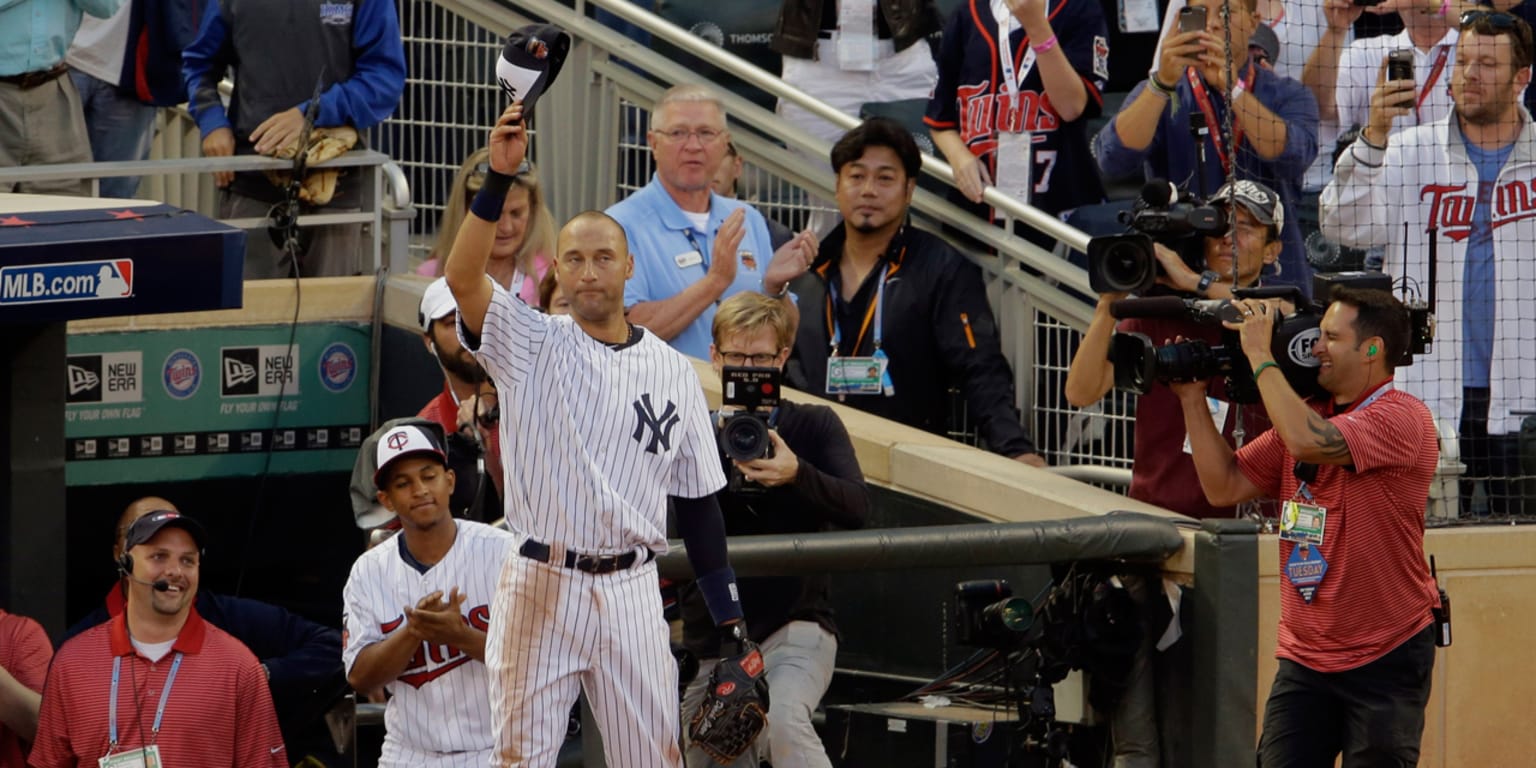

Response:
(1086, 179), (1229, 294)
(1105, 272), (1435, 403)
(954, 580), (1033, 650)
(1108, 286), (1327, 404)
(716, 366), (781, 493)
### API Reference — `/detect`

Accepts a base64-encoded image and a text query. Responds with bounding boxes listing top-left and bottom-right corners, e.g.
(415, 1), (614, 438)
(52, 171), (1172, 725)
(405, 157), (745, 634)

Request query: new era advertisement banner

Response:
(65, 324), (371, 485)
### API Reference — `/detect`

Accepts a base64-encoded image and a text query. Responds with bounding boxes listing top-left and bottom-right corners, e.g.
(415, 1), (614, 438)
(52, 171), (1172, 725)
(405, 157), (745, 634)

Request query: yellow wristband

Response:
(1253, 361), (1280, 381)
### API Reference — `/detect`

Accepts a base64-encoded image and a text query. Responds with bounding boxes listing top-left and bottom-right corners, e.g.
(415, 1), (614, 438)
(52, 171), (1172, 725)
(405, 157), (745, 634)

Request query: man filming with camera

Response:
(1064, 179), (1281, 766)
(679, 291), (871, 767)
(1174, 286), (1442, 766)
(1067, 178), (1282, 518)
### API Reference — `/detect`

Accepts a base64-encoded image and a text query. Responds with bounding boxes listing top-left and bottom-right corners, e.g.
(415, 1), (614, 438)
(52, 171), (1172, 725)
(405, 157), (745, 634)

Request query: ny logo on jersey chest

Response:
(632, 393), (680, 454)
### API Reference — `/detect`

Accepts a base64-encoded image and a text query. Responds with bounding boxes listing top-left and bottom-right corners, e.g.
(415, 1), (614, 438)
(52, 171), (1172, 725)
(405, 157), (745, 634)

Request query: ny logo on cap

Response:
(631, 394), (680, 454)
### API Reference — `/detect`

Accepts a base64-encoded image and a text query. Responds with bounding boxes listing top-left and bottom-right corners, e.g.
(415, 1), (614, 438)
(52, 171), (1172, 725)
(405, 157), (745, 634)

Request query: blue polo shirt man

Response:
(609, 177), (780, 358)
(607, 84), (815, 360)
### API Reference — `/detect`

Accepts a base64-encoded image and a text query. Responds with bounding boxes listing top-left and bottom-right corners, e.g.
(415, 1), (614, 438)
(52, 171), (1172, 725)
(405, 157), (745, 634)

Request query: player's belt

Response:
(519, 539), (656, 575)
(0, 64), (69, 90)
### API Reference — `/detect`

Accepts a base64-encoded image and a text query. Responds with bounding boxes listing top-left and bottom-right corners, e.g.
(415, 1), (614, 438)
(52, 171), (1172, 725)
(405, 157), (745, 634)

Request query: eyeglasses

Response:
(653, 128), (725, 145)
(467, 160), (533, 191)
(1459, 9), (1521, 30)
(718, 351), (780, 367)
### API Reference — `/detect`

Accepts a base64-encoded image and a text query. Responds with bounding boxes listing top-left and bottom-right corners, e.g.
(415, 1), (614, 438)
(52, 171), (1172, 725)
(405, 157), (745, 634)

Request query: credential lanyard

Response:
(993, 1), (1038, 116)
(826, 263), (893, 357)
(109, 652), (183, 749)
(1187, 65), (1254, 175)
(1415, 46), (1451, 124)
(683, 228), (709, 269)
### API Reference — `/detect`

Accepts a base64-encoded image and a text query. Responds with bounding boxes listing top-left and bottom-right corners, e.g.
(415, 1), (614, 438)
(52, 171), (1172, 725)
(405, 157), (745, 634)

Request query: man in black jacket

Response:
(680, 291), (871, 767)
(789, 117), (1046, 465)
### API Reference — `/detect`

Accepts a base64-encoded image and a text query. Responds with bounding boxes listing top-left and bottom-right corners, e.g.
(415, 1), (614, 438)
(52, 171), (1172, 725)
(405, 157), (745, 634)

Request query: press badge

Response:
(1286, 545), (1329, 604)
(1182, 397), (1230, 454)
(100, 746), (162, 768)
(994, 132), (1033, 207)
(826, 356), (886, 395)
(1278, 500), (1327, 547)
(673, 250), (702, 269)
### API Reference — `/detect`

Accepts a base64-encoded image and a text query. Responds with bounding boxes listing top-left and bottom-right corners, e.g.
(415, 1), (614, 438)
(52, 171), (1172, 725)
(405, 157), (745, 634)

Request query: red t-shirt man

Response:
(28, 611), (286, 768)
(1235, 384), (1440, 672)
(0, 609), (52, 766)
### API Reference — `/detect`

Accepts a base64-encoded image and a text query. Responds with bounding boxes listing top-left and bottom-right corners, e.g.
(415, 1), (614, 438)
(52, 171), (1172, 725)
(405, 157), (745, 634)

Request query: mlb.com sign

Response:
(0, 259), (133, 305)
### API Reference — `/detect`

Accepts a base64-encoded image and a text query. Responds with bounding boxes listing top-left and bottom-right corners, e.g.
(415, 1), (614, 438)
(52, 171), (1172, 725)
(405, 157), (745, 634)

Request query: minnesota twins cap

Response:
(495, 24), (571, 117)
(350, 417), (448, 528)
(419, 277), (457, 332)
(373, 424), (448, 491)
(124, 509), (206, 551)
(1214, 178), (1285, 234)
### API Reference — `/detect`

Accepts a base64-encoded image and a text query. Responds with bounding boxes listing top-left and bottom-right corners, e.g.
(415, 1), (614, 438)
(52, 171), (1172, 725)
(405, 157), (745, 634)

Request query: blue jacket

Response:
(1094, 61), (1319, 296)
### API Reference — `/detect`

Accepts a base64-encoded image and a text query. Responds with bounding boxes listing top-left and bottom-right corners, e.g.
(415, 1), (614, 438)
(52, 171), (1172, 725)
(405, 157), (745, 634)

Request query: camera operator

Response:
(1065, 179), (1281, 767)
(1067, 179), (1282, 519)
(679, 292), (871, 768)
(1175, 287), (1441, 766)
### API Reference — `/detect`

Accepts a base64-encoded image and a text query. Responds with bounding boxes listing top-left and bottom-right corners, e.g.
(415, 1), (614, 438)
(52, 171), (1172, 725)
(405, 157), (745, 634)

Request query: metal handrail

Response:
(435, 0), (1096, 300)
(0, 149), (393, 184)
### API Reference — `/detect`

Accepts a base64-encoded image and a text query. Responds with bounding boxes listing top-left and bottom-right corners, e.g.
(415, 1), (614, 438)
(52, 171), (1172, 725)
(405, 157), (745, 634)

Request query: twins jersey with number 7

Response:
(924, 0), (1110, 216)
(341, 519), (514, 768)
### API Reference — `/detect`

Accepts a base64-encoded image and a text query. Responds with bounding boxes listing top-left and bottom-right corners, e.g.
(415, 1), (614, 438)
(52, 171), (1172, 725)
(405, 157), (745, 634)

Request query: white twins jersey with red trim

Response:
(467, 282), (726, 553)
(341, 519), (514, 766)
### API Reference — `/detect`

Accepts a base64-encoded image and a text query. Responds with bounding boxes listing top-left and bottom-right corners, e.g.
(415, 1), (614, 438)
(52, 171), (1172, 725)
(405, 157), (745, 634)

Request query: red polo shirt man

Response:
(29, 510), (286, 768)
(1, 608), (52, 765)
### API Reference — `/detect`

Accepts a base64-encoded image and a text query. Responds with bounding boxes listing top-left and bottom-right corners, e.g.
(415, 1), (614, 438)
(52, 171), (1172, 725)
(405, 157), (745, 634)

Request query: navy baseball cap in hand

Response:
(496, 24), (571, 117)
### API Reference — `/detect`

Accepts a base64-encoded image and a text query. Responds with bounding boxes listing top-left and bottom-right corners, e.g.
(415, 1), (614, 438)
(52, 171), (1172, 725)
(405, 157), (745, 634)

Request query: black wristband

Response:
(469, 169), (515, 222)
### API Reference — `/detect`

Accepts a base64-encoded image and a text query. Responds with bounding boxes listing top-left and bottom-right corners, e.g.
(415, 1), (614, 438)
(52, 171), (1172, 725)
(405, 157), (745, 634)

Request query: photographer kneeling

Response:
(1067, 179), (1284, 518)
(680, 292), (872, 768)
(1175, 287), (1441, 765)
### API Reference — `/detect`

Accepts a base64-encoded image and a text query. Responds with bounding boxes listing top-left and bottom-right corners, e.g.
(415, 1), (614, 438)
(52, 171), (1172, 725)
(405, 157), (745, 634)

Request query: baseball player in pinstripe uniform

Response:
(446, 102), (751, 768)
(341, 423), (514, 768)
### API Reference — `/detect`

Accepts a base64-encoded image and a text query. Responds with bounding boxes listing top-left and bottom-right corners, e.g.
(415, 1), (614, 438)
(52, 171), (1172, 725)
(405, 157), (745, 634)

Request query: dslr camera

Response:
(716, 366), (781, 493)
(1086, 179), (1229, 294)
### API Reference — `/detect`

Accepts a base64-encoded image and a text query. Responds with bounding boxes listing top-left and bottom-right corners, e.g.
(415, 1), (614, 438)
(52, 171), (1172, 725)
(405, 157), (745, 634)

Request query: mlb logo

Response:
(0, 258), (133, 305)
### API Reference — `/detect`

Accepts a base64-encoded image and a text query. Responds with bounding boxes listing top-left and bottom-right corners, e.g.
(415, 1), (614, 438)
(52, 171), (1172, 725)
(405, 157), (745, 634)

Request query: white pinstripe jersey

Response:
(464, 283), (726, 553)
(341, 520), (513, 761)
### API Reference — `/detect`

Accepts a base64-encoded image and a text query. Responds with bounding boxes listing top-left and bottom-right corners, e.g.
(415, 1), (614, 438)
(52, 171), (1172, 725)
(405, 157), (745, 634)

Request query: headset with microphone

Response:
(117, 552), (172, 592)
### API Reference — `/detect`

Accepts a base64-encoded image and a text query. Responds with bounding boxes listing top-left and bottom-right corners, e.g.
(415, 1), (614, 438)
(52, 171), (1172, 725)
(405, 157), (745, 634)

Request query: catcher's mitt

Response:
(688, 629), (769, 764)
(263, 126), (358, 205)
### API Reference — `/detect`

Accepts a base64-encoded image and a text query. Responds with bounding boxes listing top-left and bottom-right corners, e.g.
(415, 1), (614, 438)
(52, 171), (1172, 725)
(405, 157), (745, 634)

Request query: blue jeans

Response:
(70, 69), (156, 199)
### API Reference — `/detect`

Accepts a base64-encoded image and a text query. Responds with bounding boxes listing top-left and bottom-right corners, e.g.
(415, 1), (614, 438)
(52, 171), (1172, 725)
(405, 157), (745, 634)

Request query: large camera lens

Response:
(1153, 339), (1228, 383)
(1086, 234), (1157, 294)
(719, 413), (771, 462)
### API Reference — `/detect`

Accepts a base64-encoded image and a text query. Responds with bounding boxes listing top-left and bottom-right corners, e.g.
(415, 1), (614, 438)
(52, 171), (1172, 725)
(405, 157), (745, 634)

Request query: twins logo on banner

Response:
(318, 342), (356, 393)
(163, 349), (201, 400)
(67, 352), (144, 404)
(221, 345), (299, 397)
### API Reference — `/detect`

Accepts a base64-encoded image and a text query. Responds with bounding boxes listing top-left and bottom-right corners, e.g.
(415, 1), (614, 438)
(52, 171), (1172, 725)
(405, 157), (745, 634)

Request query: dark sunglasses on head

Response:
(1459, 9), (1521, 30)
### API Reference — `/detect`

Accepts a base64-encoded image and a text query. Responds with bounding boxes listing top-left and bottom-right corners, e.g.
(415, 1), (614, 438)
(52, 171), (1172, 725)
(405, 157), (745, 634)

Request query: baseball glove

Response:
(263, 126), (358, 205)
(688, 632), (769, 764)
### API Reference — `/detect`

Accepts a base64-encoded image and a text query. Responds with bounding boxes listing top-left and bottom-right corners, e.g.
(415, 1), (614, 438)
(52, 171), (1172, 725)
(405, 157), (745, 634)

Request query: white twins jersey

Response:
(467, 283), (726, 552)
(341, 520), (514, 766)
